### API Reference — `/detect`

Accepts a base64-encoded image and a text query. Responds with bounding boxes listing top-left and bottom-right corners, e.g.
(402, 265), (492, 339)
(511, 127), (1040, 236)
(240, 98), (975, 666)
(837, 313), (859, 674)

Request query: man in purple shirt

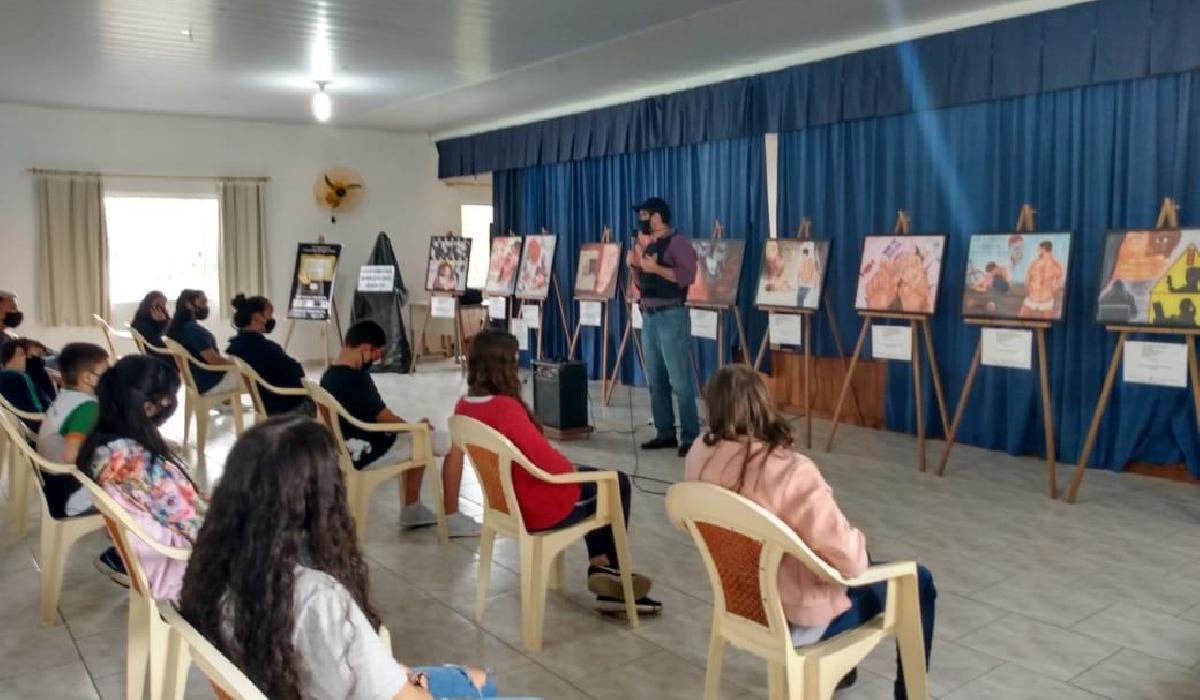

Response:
(627, 197), (699, 457)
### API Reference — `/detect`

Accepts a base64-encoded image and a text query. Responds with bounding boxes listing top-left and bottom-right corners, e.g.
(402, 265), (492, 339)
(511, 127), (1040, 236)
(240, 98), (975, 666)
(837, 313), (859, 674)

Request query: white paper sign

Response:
(487, 296), (507, 320)
(430, 295), (456, 319)
(768, 313), (803, 346)
(356, 265), (395, 292)
(632, 304), (644, 330)
(1123, 340), (1188, 388)
(510, 319), (529, 351)
(690, 308), (718, 340)
(579, 301), (603, 327)
(871, 325), (913, 361)
(981, 328), (1033, 370)
(520, 304), (540, 329)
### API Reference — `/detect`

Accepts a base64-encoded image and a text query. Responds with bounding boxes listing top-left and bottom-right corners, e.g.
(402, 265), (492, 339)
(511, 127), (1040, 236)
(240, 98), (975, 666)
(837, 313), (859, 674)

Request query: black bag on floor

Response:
(351, 232), (413, 373)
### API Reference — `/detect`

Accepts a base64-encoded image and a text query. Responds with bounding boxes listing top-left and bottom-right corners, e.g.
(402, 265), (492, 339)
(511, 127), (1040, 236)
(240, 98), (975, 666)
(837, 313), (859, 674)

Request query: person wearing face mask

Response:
(130, 290), (171, 349)
(225, 293), (311, 416)
(0, 338), (50, 425)
(320, 320), (479, 535)
(166, 289), (240, 395)
(0, 290), (60, 400)
(625, 197), (700, 458)
(78, 354), (206, 601)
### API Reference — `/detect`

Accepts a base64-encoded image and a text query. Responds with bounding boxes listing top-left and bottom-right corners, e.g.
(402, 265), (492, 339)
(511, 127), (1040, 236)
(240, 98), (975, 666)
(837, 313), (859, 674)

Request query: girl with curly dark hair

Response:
(179, 414), (497, 700)
(453, 329), (661, 615)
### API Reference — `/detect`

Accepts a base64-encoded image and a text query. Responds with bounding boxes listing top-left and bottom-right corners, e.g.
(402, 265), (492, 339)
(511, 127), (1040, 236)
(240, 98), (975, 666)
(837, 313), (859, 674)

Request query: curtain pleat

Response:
(36, 175), (109, 326)
(218, 181), (269, 306)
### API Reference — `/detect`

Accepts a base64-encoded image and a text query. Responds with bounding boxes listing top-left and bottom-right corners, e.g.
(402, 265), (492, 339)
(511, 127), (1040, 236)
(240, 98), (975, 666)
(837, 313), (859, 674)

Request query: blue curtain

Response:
(778, 69), (1200, 475)
(494, 137), (768, 387)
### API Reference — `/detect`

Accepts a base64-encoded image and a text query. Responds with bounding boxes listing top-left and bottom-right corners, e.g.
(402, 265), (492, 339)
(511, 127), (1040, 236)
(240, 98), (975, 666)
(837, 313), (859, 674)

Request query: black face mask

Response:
(639, 219), (652, 235)
(195, 307), (210, 321)
(3, 311), (23, 328)
(264, 318), (276, 334)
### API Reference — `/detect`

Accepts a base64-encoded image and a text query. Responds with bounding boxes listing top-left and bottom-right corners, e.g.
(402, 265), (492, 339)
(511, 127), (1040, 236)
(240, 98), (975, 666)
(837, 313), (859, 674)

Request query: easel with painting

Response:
(567, 226), (622, 398)
(687, 220), (750, 377)
(514, 229), (571, 361)
(413, 230), (471, 372)
(752, 218), (863, 448)
(937, 205), (1062, 498)
(826, 211), (951, 473)
(1066, 198), (1200, 503)
(605, 244), (650, 406)
(283, 236), (343, 368)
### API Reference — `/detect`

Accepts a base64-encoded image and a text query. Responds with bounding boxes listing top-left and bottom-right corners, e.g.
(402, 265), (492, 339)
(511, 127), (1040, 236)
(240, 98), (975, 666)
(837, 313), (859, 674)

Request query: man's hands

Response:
(639, 254), (661, 275)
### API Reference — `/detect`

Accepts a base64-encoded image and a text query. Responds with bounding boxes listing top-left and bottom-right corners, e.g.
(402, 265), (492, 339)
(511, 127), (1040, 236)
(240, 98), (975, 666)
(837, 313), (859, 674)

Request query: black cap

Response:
(632, 196), (671, 224)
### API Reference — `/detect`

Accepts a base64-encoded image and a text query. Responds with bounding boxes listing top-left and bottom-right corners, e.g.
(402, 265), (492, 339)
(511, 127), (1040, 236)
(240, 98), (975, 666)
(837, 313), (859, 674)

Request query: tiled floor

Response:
(2, 366), (1199, 699)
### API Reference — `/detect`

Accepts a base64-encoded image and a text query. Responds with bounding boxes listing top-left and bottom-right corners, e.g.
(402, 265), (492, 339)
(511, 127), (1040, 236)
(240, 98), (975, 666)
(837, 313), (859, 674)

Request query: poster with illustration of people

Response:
(515, 234), (557, 299)
(687, 239), (746, 307)
(574, 242), (623, 300)
(424, 235), (472, 294)
(755, 239), (830, 310)
(484, 236), (523, 296)
(1096, 229), (1200, 328)
(855, 235), (947, 314)
(962, 232), (1072, 321)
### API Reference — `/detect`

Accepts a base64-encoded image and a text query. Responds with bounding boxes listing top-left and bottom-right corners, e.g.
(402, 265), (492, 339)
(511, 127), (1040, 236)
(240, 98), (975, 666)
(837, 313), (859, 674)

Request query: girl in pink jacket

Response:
(685, 365), (934, 699)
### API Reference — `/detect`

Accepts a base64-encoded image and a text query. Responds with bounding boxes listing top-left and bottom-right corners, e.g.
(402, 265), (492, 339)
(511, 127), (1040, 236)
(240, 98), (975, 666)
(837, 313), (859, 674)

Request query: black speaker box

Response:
(532, 359), (588, 430)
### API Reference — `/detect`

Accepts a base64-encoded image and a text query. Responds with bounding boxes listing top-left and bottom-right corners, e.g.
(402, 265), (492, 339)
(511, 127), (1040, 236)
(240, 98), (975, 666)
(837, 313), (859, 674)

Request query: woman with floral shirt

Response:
(78, 354), (207, 600)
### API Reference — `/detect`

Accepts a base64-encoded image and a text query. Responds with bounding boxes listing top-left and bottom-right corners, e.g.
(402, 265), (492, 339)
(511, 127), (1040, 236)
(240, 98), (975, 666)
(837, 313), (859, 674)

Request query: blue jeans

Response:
(414, 664), (498, 699)
(819, 564), (936, 700)
(641, 304), (699, 445)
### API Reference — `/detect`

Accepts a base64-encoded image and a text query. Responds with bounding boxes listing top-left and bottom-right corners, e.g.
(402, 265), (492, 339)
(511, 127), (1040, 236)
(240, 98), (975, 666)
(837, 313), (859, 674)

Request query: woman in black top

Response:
(226, 294), (309, 415)
(130, 291), (170, 349)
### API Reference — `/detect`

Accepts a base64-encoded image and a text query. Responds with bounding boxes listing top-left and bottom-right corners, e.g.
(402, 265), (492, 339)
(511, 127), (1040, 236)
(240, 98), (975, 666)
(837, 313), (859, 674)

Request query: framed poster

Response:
(754, 239), (831, 310)
(574, 242), (623, 300)
(484, 236), (522, 296)
(287, 242), (342, 320)
(854, 234), (947, 315)
(962, 232), (1072, 321)
(424, 235), (472, 294)
(514, 234), (557, 299)
(687, 238), (746, 307)
(1096, 229), (1200, 328)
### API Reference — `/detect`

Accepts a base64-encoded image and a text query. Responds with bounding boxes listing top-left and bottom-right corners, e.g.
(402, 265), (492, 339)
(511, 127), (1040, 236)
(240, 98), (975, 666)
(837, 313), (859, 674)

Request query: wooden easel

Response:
(825, 211), (951, 472)
(689, 220), (751, 372)
(515, 229), (571, 361)
(569, 227), (620, 397)
(1066, 198), (1200, 503)
(603, 287), (650, 405)
(936, 205), (1060, 498)
(412, 231), (471, 372)
(283, 235), (343, 368)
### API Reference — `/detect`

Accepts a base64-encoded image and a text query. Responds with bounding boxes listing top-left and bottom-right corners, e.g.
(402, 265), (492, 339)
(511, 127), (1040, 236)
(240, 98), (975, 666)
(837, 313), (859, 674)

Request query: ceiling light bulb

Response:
(312, 83), (332, 122)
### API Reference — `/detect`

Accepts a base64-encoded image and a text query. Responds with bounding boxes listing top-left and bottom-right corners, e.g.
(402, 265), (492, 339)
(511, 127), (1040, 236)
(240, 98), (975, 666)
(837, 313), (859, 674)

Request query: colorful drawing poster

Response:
(287, 242), (342, 320)
(484, 236), (522, 296)
(424, 235), (472, 294)
(515, 235), (557, 299)
(854, 235), (947, 314)
(962, 232), (1072, 321)
(687, 239), (746, 307)
(574, 242), (623, 300)
(1096, 229), (1200, 328)
(754, 239), (830, 310)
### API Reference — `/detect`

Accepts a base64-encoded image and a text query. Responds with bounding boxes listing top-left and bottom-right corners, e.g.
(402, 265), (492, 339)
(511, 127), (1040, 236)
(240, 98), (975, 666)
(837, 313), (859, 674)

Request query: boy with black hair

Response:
(34, 342), (128, 586)
(320, 320), (479, 536)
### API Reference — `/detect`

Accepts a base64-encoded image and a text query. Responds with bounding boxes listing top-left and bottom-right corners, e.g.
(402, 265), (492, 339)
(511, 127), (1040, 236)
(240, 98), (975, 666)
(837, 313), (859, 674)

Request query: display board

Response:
(574, 242), (622, 300)
(1096, 229), (1200, 328)
(424, 234), (472, 294)
(687, 238), (746, 307)
(287, 242), (342, 320)
(514, 234), (557, 299)
(962, 232), (1072, 321)
(755, 239), (830, 309)
(854, 234), (947, 314)
(484, 236), (522, 296)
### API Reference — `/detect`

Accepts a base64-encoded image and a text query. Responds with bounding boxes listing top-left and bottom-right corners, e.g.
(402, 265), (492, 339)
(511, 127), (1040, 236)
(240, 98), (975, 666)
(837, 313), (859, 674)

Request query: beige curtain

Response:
(218, 181), (268, 305)
(36, 174), (109, 326)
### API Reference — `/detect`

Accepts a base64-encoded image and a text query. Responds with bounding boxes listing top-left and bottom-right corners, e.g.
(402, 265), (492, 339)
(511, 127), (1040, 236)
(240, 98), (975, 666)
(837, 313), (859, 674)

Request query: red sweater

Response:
(454, 395), (580, 531)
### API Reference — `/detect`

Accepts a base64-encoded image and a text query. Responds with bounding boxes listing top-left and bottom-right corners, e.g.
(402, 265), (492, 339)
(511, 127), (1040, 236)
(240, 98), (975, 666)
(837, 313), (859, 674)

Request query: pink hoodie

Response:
(684, 439), (869, 626)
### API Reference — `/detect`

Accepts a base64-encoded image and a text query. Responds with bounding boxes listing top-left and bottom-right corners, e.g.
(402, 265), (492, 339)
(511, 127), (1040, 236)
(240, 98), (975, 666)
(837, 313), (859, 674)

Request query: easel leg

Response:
(320, 323), (330, 369)
(1036, 328), (1057, 499)
(1066, 332), (1127, 504)
(754, 332), (770, 371)
(568, 322), (582, 359)
(913, 320), (926, 472)
(536, 301), (545, 360)
(937, 339), (982, 476)
(716, 314), (725, 367)
(823, 304), (866, 425)
(825, 319), (870, 452)
(803, 315), (812, 450)
(1188, 337), (1200, 431)
(605, 319), (632, 406)
(733, 307), (750, 366)
(284, 319), (297, 352)
(600, 302), (610, 394)
(921, 319), (950, 436)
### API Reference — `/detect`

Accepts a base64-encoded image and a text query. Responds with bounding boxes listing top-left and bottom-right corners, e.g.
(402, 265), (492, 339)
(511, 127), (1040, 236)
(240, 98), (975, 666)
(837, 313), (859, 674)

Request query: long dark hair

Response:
(467, 328), (536, 425)
(179, 415), (377, 698)
(699, 365), (794, 494)
(167, 289), (204, 339)
(230, 293), (269, 330)
(131, 290), (168, 327)
(77, 354), (181, 473)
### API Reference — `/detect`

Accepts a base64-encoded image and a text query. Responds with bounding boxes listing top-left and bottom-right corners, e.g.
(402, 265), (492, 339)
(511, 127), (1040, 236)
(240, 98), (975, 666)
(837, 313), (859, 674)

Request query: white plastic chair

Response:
(0, 393), (44, 535)
(448, 415), (639, 651)
(162, 338), (245, 470)
(666, 481), (928, 700)
(93, 313), (133, 361)
(232, 358), (308, 423)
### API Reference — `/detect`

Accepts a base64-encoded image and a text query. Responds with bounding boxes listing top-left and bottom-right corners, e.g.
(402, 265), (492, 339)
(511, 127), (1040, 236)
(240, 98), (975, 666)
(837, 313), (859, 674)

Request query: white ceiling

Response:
(0, 0), (1089, 137)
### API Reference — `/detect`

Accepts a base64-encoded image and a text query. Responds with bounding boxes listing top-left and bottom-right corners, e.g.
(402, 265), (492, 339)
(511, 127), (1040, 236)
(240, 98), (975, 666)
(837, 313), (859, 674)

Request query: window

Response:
(104, 195), (221, 312)
(461, 204), (493, 290)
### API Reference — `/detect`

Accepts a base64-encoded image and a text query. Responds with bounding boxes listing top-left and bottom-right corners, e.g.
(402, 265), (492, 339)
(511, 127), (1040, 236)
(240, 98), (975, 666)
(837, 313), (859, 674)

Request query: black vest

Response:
(638, 232), (689, 302)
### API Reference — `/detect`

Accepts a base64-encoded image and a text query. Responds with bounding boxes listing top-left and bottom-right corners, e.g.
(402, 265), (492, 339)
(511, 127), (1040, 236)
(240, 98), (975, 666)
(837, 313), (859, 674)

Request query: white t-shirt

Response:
(292, 567), (410, 700)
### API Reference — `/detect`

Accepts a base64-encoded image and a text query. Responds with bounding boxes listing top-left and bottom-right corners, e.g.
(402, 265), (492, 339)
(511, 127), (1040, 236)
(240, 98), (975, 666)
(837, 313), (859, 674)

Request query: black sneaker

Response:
(94, 546), (130, 589)
(587, 565), (652, 599)
(640, 436), (678, 450)
(677, 443), (693, 458)
(594, 595), (663, 616)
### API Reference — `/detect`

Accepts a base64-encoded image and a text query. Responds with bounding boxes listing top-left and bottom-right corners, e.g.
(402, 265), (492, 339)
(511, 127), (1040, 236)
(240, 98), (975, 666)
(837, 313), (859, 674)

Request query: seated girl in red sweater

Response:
(454, 329), (660, 614)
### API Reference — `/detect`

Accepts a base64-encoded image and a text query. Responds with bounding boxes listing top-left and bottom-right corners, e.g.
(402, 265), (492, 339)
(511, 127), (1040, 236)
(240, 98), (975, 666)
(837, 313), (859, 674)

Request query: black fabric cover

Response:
(350, 232), (412, 373)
